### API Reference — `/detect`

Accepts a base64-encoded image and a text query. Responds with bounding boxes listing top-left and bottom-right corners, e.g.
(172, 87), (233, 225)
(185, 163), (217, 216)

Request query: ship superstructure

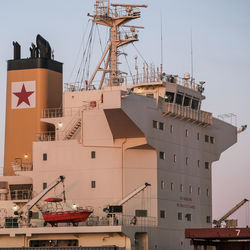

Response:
(0, 1), (237, 249)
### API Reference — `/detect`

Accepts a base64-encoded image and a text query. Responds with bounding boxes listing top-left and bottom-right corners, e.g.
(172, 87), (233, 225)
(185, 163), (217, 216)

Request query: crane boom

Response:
(18, 176), (65, 214)
(118, 182), (151, 206)
(213, 198), (248, 228)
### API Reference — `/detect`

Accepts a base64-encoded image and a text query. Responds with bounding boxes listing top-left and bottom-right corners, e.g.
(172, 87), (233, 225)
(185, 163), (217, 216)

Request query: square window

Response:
(186, 213), (192, 221)
(43, 182), (47, 190)
(153, 120), (158, 129)
(178, 212), (182, 220)
(159, 151), (165, 160)
(205, 135), (209, 142)
(91, 151), (96, 159)
(91, 181), (96, 188)
(159, 122), (164, 130)
(206, 216), (211, 223)
(205, 162), (210, 169)
(43, 153), (47, 161)
(135, 210), (147, 217)
(210, 136), (215, 144)
(160, 210), (166, 218)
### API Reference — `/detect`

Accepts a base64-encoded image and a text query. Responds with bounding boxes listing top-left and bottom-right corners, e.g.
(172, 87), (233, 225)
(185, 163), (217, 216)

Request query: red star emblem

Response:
(13, 84), (34, 107)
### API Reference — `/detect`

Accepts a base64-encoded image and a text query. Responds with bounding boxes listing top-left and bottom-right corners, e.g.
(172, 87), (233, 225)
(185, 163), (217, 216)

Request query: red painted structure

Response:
(185, 228), (250, 250)
(42, 198), (93, 226)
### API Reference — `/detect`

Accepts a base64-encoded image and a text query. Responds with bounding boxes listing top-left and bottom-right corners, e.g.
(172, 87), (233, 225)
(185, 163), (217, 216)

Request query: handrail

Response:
(161, 102), (213, 126)
(41, 107), (81, 119)
(64, 73), (202, 93)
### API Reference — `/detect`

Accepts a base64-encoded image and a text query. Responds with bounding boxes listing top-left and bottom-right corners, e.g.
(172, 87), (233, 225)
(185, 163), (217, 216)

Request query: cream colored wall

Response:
(82, 109), (114, 146)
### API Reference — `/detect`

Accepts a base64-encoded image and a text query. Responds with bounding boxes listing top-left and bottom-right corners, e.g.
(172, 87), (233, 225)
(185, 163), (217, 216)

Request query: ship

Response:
(0, 1), (238, 249)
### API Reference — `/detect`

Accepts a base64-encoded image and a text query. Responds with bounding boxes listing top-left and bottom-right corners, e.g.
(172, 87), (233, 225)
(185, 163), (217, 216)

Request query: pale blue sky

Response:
(0, 0), (250, 225)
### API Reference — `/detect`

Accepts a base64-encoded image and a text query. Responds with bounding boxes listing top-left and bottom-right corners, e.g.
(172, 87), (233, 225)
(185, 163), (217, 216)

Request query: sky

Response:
(0, 0), (250, 225)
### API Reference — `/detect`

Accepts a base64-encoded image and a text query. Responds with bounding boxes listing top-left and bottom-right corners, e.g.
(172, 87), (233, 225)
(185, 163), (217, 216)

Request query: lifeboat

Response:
(42, 198), (93, 226)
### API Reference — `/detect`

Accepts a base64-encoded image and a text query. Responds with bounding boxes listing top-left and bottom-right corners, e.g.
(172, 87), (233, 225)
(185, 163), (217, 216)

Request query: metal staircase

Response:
(64, 118), (82, 140)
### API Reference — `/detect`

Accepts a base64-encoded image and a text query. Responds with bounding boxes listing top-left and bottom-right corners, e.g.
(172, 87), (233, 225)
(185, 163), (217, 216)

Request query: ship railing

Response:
(95, 5), (141, 19)
(117, 30), (138, 41)
(82, 214), (157, 228)
(64, 73), (202, 93)
(36, 131), (56, 141)
(41, 107), (81, 119)
(161, 102), (213, 126)
(11, 162), (33, 172)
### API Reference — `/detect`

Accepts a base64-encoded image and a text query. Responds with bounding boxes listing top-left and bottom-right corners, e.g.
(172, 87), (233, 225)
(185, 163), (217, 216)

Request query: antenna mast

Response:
(88, 0), (147, 89)
(160, 13), (163, 75)
(190, 28), (194, 80)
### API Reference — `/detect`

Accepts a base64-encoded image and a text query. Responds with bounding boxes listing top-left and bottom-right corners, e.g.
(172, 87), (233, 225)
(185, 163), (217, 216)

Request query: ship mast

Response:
(88, 0), (147, 89)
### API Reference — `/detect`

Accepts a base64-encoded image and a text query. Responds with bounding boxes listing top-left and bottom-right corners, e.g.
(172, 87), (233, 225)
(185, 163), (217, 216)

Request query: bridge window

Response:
(176, 94), (183, 105)
(184, 96), (191, 106)
(192, 99), (199, 110)
(165, 92), (174, 103)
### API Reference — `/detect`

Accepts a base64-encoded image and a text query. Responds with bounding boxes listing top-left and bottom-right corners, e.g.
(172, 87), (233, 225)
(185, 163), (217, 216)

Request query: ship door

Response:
(135, 232), (148, 250)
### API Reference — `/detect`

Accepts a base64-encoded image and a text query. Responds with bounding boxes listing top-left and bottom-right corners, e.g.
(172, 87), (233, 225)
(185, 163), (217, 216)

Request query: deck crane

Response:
(15, 175), (65, 227)
(213, 198), (249, 228)
(104, 182), (151, 213)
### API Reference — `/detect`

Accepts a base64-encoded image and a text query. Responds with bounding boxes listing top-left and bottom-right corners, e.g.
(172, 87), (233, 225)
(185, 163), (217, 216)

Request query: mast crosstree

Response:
(88, 0), (147, 89)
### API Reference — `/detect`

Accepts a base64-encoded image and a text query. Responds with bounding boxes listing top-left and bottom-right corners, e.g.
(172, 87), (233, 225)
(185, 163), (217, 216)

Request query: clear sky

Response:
(0, 0), (250, 225)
